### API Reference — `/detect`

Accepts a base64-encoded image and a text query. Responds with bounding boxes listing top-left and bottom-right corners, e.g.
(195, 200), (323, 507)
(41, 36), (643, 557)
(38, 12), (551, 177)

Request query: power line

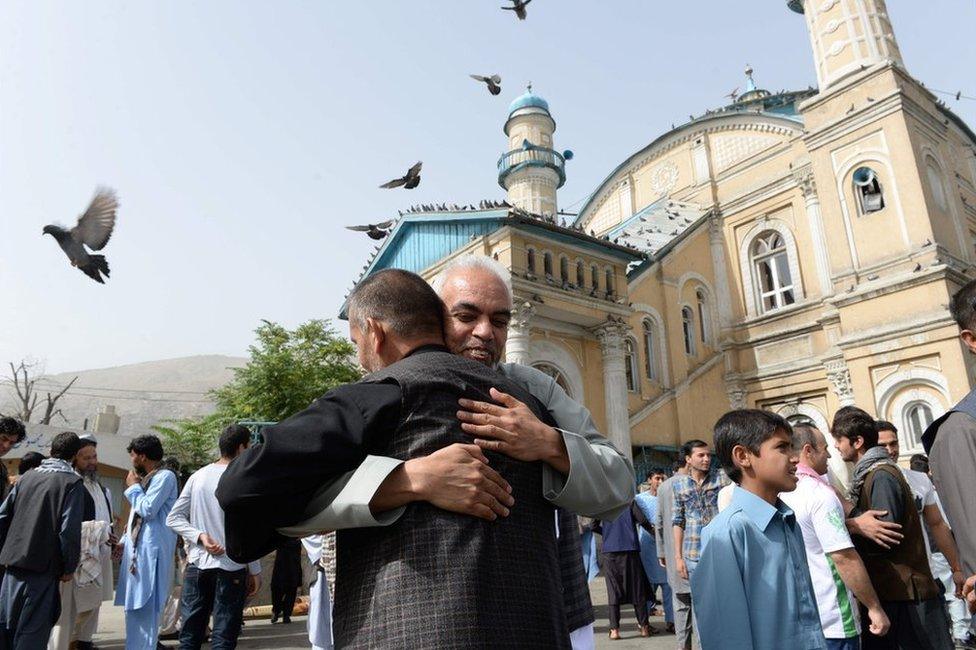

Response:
(928, 87), (976, 102)
(6, 380), (213, 396)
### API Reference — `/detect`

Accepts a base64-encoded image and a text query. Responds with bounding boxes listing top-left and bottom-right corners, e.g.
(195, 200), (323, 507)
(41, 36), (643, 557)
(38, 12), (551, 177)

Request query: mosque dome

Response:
(508, 86), (550, 116)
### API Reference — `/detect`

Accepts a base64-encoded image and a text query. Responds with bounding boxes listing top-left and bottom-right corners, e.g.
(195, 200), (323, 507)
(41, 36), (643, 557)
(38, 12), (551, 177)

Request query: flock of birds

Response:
(345, 0), (535, 241)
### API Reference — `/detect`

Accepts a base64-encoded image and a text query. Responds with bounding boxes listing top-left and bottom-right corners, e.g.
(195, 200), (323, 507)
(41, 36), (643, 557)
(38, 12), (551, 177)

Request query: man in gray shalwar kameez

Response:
(924, 278), (976, 638)
(0, 431), (86, 649)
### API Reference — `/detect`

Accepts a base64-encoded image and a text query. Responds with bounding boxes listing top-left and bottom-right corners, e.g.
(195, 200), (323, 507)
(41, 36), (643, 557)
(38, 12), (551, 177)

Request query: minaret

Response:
(788, 0), (904, 91)
(498, 84), (565, 217)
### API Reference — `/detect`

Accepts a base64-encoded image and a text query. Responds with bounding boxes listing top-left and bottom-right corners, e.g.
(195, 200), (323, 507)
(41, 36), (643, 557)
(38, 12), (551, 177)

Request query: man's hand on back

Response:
(846, 510), (903, 549)
(369, 443), (515, 522)
(458, 388), (570, 474)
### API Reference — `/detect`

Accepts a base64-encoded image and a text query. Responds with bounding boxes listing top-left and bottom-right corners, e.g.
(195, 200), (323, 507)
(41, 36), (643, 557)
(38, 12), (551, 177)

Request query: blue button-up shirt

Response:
(690, 486), (827, 650)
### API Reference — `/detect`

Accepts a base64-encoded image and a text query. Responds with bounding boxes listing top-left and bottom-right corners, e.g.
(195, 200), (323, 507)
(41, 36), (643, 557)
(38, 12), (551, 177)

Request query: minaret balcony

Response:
(497, 145), (566, 189)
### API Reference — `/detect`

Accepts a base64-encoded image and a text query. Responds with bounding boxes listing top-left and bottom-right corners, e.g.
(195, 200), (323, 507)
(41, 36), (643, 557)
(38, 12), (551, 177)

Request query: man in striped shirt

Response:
(780, 424), (890, 650)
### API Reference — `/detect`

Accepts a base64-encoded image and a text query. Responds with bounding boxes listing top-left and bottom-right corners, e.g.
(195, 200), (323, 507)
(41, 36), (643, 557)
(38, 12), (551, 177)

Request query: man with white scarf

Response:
(49, 434), (114, 650)
(0, 431), (87, 648)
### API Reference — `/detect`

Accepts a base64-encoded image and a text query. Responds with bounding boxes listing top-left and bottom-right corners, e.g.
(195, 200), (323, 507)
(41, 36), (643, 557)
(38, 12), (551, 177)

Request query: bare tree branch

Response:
(4, 361), (75, 424)
(38, 376), (77, 425)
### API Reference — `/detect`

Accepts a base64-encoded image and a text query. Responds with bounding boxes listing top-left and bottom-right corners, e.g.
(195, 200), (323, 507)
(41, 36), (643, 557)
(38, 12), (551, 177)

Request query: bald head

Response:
(792, 424), (830, 476)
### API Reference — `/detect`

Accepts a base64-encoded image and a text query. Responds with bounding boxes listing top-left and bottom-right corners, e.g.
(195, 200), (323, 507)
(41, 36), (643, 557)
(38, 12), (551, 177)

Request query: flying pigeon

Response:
(379, 162), (422, 189)
(501, 0), (531, 20)
(346, 220), (395, 240)
(42, 187), (118, 284)
(470, 74), (502, 96)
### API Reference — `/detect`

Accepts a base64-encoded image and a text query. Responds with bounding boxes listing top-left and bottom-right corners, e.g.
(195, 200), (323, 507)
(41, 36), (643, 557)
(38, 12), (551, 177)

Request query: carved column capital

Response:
(792, 167), (818, 201)
(509, 300), (536, 334)
(590, 317), (630, 359)
(824, 358), (855, 406)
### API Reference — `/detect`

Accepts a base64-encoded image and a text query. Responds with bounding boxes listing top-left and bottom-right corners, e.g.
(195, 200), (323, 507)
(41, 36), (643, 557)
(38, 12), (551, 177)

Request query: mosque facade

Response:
(346, 0), (976, 478)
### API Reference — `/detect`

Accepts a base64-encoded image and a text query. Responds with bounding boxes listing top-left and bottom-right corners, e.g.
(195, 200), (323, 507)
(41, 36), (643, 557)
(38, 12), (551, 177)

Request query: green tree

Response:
(212, 319), (361, 422)
(152, 319), (361, 472)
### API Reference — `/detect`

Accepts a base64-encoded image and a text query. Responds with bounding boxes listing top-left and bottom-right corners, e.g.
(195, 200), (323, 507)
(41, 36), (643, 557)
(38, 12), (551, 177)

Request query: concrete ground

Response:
(92, 579), (677, 649)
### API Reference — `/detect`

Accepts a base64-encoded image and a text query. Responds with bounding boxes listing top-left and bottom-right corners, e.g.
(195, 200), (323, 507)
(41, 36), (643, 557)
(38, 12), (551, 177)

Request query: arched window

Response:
(681, 306), (696, 356)
(904, 401), (934, 451)
(534, 362), (572, 396)
(696, 289), (709, 344)
(576, 260), (585, 287)
(786, 414), (816, 428)
(642, 319), (657, 381)
(526, 248), (536, 275)
(751, 231), (796, 313)
(591, 265), (600, 291)
(853, 166), (885, 215)
(543, 252), (553, 278)
(605, 268), (615, 295)
(624, 338), (638, 391)
(559, 256), (569, 283)
(926, 160), (948, 211)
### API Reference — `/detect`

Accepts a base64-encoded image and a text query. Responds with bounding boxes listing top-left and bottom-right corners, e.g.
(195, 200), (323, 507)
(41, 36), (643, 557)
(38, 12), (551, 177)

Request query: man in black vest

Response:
(218, 268), (571, 648)
(0, 431), (86, 649)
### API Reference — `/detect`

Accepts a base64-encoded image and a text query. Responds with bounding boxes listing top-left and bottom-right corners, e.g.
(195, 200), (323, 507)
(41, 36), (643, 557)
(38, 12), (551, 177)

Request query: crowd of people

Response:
(0, 259), (976, 650)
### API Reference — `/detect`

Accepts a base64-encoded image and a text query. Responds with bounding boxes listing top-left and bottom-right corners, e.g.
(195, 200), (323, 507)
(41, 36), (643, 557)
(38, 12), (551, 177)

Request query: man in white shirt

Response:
(779, 424), (889, 650)
(167, 425), (262, 649)
(876, 421), (971, 645)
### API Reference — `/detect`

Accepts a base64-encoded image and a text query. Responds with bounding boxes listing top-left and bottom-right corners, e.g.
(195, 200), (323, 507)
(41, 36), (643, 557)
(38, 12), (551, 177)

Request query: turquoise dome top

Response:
(508, 88), (550, 116)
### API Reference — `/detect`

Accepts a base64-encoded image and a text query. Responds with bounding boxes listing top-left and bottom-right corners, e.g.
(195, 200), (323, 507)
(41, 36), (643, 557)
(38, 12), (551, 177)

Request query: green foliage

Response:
(151, 413), (225, 473)
(211, 319), (361, 423)
(150, 319), (361, 472)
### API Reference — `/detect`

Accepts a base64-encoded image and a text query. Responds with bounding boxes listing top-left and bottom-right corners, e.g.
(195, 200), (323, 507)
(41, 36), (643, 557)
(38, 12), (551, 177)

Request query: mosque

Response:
(344, 0), (976, 479)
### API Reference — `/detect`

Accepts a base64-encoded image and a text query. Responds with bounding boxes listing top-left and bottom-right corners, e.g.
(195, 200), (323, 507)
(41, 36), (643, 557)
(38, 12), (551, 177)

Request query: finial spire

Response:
(744, 64), (756, 92)
(527, 81), (533, 94)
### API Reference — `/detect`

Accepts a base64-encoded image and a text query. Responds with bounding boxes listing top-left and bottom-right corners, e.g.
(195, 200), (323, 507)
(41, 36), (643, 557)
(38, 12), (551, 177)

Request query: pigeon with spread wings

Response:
(470, 74), (502, 96)
(379, 161), (422, 189)
(42, 187), (118, 284)
(346, 220), (394, 240)
(501, 0), (532, 20)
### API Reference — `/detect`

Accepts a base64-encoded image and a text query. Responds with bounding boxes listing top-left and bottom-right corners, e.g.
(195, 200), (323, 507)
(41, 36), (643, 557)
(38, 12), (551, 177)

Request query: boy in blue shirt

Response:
(690, 409), (827, 649)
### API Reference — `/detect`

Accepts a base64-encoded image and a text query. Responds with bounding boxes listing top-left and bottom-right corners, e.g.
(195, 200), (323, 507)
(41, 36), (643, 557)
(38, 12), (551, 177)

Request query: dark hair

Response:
(909, 454), (930, 474)
(714, 409), (792, 484)
(18, 451), (45, 474)
(949, 278), (976, 332)
(77, 438), (97, 451)
(680, 439), (709, 461)
(127, 435), (164, 461)
(831, 406), (879, 449)
(791, 423), (822, 453)
(876, 420), (897, 434)
(0, 417), (26, 443)
(670, 459), (685, 473)
(347, 268), (445, 339)
(50, 431), (82, 461)
(219, 424), (251, 458)
(646, 469), (666, 480)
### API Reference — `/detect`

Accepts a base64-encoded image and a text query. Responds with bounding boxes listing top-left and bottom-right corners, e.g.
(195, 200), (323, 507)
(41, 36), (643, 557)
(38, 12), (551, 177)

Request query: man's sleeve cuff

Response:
(123, 484), (143, 499)
(277, 456), (406, 536)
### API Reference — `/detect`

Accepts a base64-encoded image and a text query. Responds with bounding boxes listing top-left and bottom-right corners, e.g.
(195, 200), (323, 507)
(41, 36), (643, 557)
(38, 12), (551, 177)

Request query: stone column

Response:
(824, 358), (856, 407)
(505, 301), (535, 365)
(591, 318), (633, 461)
(708, 215), (735, 331)
(794, 168), (834, 298)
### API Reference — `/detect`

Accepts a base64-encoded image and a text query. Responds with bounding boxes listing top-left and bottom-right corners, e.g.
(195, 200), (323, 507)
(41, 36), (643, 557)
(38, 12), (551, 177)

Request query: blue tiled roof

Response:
(508, 91), (550, 116)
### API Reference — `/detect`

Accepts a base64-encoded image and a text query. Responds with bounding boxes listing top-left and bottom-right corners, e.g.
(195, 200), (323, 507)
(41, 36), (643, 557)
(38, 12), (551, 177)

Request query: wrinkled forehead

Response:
(440, 270), (512, 314)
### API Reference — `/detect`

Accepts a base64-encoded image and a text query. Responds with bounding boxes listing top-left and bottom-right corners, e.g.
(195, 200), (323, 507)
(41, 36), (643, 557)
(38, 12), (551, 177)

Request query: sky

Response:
(2, 1), (975, 374)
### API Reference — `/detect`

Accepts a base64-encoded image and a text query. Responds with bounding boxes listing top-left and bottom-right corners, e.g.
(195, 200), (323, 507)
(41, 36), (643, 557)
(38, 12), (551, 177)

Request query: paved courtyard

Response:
(92, 579), (676, 649)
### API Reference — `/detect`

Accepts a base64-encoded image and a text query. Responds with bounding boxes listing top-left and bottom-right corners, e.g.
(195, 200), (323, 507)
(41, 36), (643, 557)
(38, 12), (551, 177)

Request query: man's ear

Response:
(365, 317), (385, 352)
(961, 329), (976, 355)
(731, 444), (752, 473)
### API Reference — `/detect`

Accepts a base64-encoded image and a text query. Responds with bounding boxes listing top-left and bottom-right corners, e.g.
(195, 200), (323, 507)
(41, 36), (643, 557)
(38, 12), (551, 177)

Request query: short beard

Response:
(81, 468), (99, 480)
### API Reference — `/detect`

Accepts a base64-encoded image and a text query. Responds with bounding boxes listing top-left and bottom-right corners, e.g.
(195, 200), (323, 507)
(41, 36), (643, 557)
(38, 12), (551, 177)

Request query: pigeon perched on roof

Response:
(346, 220), (395, 240)
(501, 0), (531, 20)
(379, 162), (422, 189)
(42, 187), (118, 284)
(470, 74), (502, 96)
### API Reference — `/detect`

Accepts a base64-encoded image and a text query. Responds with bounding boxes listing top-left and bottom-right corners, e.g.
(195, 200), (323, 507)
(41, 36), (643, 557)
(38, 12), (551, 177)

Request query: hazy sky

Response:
(2, 1), (974, 374)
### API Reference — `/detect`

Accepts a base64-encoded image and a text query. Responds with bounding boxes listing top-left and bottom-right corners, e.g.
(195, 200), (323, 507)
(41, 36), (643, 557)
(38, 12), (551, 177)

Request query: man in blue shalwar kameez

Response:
(114, 435), (178, 650)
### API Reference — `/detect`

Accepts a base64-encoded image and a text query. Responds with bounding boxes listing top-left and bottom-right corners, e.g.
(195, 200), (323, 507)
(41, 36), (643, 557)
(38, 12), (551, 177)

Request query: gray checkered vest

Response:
(334, 349), (571, 649)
